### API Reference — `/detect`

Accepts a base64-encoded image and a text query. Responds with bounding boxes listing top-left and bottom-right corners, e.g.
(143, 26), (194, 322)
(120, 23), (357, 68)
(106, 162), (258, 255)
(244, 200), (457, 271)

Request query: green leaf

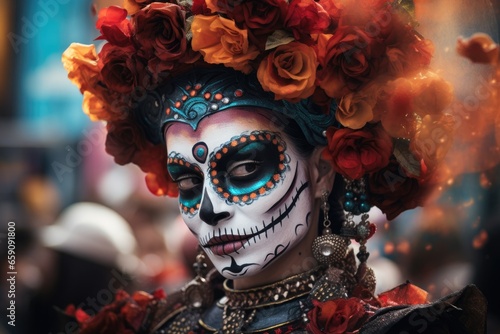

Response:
(185, 15), (194, 41)
(265, 30), (295, 51)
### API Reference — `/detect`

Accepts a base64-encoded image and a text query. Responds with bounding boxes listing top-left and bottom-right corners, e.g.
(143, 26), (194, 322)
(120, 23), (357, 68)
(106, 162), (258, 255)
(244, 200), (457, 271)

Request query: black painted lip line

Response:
(257, 181), (309, 237)
(266, 162), (299, 214)
(200, 181), (308, 254)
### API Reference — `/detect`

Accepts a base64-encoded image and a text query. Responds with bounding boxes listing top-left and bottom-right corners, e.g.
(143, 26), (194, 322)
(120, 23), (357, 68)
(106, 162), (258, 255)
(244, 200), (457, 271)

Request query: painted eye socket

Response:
(177, 175), (203, 191)
(208, 131), (288, 204)
(227, 160), (261, 178)
(167, 155), (203, 215)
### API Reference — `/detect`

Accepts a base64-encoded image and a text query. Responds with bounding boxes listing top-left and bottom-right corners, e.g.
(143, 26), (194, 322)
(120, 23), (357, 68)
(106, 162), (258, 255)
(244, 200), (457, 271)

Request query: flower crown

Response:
(63, 0), (455, 220)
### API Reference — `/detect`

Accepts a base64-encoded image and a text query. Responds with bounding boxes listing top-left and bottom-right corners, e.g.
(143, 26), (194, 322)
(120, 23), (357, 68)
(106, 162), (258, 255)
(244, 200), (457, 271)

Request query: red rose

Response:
(306, 298), (369, 334)
(323, 124), (393, 180)
(105, 119), (150, 166)
(73, 289), (166, 334)
(192, 0), (210, 15)
(98, 43), (145, 94)
(133, 3), (187, 72)
(96, 6), (133, 47)
(284, 0), (331, 42)
(231, 0), (288, 47)
(318, 26), (384, 98)
(367, 160), (436, 220)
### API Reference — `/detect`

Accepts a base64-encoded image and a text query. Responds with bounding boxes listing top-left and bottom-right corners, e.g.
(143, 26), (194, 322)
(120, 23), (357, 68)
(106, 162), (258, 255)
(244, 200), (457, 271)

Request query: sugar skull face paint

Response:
(165, 109), (315, 278)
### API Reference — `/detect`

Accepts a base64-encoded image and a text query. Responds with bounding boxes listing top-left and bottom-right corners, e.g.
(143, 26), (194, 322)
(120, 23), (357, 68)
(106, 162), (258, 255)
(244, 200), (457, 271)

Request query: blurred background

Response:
(0, 0), (499, 333)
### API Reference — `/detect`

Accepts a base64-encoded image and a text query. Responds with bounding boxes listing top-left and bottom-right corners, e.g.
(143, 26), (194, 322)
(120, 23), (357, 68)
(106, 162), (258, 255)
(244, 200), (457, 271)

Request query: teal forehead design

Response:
(135, 66), (337, 147)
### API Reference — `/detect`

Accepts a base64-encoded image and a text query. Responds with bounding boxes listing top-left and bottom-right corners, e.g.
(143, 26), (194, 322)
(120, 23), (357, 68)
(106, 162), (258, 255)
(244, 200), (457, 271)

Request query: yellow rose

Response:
(191, 15), (260, 73)
(62, 43), (99, 94)
(336, 85), (377, 129)
(82, 91), (109, 122)
(257, 41), (317, 101)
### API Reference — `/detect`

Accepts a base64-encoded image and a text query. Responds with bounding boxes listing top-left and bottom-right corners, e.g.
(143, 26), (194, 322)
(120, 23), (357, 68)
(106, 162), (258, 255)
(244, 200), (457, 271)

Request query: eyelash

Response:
(227, 160), (261, 176)
(174, 174), (202, 190)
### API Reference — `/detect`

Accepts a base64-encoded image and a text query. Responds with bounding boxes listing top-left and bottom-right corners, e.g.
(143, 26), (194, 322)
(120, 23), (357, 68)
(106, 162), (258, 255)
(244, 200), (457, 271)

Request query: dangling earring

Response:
(340, 177), (377, 295)
(340, 177), (374, 264)
(182, 246), (214, 309)
(312, 190), (349, 267)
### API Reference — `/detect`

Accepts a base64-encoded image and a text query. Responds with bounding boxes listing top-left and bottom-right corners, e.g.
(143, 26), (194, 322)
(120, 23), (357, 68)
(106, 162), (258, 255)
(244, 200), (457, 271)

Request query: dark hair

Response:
(281, 117), (345, 234)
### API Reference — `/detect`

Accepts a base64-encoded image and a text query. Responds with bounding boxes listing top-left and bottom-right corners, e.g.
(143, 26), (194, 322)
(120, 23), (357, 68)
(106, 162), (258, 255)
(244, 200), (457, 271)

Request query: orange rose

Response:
(336, 84), (378, 129)
(412, 73), (453, 116)
(62, 43), (99, 94)
(191, 15), (260, 73)
(257, 41), (317, 101)
(380, 77), (417, 139)
(82, 91), (108, 122)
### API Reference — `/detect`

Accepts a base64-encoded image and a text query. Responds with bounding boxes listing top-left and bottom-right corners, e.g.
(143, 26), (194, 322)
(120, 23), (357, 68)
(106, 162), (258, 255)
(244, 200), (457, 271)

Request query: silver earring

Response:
(312, 190), (349, 267)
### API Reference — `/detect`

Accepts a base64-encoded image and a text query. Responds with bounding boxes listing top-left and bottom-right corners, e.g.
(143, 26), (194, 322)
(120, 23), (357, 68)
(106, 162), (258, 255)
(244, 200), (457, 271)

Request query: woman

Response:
(62, 0), (488, 332)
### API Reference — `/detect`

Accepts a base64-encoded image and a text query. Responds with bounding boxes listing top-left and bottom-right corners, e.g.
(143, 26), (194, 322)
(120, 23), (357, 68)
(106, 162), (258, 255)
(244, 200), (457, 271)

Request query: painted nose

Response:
(199, 189), (230, 226)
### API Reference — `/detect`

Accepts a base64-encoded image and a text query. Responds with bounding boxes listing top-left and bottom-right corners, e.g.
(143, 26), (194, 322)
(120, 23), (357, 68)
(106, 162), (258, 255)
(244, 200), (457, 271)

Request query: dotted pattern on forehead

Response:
(208, 131), (288, 205)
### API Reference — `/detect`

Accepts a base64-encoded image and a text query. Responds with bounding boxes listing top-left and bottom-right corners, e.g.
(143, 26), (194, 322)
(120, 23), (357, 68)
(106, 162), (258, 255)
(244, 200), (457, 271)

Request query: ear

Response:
(308, 147), (336, 199)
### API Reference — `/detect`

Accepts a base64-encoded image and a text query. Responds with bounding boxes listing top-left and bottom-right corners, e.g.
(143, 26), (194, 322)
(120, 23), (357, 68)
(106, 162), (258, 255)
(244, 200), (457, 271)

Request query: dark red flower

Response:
(231, 0), (288, 47)
(306, 298), (369, 334)
(133, 3), (187, 72)
(192, 0), (210, 15)
(70, 289), (166, 334)
(367, 159), (437, 220)
(98, 43), (146, 94)
(96, 6), (133, 47)
(322, 124), (393, 180)
(284, 0), (331, 42)
(318, 26), (385, 98)
(105, 119), (150, 166)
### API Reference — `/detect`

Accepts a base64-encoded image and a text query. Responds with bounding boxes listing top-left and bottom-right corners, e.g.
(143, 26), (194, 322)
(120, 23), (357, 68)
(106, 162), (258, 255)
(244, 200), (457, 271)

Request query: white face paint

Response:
(165, 108), (315, 278)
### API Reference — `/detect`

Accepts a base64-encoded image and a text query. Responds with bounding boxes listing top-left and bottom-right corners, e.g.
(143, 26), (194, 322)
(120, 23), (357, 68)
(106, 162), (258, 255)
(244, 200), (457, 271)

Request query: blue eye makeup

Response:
(208, 131), (289, 204)
(167, 154), (203, 215)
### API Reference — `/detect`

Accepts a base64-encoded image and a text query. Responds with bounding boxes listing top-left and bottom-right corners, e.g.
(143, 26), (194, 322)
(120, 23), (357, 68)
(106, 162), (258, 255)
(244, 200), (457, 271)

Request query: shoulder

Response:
(360, 284), (487, 334)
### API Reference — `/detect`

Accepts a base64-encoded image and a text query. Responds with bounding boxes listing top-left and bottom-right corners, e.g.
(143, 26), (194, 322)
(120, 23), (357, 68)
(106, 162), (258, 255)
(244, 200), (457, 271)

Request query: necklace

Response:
(218, 267), (324, 333)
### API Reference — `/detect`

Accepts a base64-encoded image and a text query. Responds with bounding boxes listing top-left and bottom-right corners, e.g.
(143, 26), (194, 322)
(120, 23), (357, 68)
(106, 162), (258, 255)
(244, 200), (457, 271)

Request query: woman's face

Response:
(165, 108), (315, 278)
